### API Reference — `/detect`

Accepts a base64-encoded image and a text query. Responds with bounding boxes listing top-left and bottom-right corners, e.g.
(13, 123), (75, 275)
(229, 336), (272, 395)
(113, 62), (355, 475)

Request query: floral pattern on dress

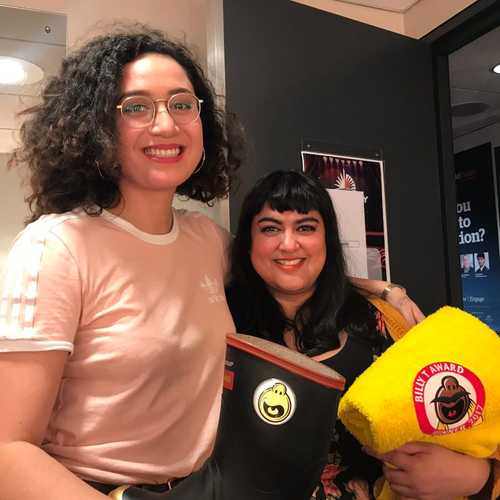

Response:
(311, 307), (388, 500)
(310, 425), (361, 500)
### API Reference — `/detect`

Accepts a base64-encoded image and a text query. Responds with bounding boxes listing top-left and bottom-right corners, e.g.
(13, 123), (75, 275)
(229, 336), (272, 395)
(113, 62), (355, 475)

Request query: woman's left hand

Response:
(383, 286), (425, 327)
(365, 442), (491, 500)
(349, 277), (425, 326)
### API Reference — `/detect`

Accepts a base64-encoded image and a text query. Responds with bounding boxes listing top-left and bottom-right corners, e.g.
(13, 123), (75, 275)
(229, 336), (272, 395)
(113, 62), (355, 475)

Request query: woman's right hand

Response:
(366, 442), (491, 500)
(383, 286), (425, 327)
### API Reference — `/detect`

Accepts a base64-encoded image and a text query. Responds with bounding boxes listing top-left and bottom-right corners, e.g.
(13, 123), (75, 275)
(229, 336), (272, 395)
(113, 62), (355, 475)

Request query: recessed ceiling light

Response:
(0, 56), (44, 85)
(492, 64), (500, 74)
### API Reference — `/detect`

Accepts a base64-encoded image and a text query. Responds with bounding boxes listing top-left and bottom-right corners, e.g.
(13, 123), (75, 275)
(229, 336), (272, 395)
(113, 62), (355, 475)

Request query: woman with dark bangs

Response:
(0, 25), (423, 500)
(227, 170), (496, 500)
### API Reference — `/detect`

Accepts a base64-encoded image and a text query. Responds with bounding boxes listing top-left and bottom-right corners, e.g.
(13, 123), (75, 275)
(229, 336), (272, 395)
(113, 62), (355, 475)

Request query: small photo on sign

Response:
(474, 252), (489, 276)
(460, 253), (474, 276)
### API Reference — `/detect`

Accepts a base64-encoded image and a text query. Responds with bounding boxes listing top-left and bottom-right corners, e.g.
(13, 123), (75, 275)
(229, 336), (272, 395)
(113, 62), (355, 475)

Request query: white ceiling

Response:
(449, 25), (500, 138)
(334, 0), (421, 13)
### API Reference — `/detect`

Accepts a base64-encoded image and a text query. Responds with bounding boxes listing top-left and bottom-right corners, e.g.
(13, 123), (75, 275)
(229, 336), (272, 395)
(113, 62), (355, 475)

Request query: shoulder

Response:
(17, 210), (103, 243)
(6, 210), (107, 275)
(174, 209), (231, 247)
(9, 211), (86, 256)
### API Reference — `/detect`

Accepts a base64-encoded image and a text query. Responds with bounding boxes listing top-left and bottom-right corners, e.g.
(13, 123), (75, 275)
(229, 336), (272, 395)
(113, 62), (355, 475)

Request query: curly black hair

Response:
(9, 24), (244, 223)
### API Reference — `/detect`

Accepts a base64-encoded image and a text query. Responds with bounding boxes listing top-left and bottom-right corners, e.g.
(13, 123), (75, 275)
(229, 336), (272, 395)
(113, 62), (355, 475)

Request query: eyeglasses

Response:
(116, 92), (203, 128)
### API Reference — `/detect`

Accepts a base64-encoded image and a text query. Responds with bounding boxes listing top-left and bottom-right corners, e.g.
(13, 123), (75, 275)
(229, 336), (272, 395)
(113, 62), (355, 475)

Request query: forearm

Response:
(349, 277), (386, 296)
(350, 277), (425, 326)
(0, 441), (107, 500)
(373, 443), (493, 500)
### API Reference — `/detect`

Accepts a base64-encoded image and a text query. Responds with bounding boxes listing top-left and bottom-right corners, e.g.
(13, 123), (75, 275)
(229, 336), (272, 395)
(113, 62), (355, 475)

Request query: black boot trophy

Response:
(109, 333), (345, 500)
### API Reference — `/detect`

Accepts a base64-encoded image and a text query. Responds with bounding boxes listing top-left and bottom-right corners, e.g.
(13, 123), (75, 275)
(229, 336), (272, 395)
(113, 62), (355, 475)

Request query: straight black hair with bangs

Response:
(253, 170), (332, 216)
(228, 170), (361, 354)
(228, 170), (384, 355)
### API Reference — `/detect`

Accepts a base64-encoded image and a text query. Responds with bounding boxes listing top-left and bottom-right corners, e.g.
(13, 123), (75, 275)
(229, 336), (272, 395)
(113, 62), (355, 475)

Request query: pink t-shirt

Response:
(0, 208), (235, 484)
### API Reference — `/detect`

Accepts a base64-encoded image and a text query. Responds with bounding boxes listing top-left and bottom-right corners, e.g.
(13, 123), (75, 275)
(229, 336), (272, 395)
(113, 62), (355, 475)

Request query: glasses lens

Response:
(168, 93), (200, 124)
(120, 96), (154, 127)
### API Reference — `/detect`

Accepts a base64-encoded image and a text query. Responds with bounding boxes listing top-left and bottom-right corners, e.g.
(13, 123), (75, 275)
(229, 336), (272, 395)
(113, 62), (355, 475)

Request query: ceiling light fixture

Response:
(0, 56), (44, 86)
(491, 64), (500, 74)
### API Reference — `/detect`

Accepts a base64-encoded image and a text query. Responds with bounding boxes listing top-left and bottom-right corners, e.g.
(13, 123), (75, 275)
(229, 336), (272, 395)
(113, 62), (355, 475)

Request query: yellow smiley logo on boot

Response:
(253, 379), (296, 425)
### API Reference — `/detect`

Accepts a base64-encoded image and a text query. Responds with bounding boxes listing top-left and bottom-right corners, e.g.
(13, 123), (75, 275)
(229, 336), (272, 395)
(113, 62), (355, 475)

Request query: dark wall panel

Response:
(224, 0), (446, 313)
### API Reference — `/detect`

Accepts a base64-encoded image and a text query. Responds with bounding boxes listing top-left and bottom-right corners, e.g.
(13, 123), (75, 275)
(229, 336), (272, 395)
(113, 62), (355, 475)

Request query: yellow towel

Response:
(338, 306), (500, 499)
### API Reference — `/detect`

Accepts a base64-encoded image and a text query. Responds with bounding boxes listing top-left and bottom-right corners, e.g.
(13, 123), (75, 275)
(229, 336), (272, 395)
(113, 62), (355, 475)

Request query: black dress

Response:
(226, 284), (391, 499)
(311, 333), (385, 500)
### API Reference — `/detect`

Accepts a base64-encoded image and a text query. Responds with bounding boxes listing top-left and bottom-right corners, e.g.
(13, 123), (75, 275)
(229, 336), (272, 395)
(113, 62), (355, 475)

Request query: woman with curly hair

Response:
(0, 26), (243, 499)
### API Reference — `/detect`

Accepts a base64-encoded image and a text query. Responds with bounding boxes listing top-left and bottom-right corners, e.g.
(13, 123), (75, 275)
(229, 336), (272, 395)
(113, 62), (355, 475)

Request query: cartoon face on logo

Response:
(413, 362), (485, 435)
(253, 378), (296, 425)
(431, 376), (471, 425)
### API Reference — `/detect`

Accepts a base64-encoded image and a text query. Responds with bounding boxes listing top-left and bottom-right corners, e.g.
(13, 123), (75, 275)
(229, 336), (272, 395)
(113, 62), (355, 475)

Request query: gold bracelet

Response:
(108, 485), (129, 499)
(381, 283), (406, 301)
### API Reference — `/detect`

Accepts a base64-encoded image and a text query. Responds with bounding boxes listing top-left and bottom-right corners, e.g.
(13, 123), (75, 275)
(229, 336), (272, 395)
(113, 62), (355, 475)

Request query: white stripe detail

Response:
(26, 281), (37, 300)
(0, 339), (73, 353)
(0, 212), (80, 339)
(24, 304), (35, 323)
(11, 303), (20, 320)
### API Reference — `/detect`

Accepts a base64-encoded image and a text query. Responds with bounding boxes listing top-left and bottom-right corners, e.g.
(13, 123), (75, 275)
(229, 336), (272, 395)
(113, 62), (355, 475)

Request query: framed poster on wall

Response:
(301, 141), (389, 281)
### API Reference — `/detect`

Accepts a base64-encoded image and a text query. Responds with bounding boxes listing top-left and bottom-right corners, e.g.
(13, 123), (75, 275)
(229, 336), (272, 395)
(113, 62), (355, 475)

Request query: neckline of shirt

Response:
(99, 209), (180, 245)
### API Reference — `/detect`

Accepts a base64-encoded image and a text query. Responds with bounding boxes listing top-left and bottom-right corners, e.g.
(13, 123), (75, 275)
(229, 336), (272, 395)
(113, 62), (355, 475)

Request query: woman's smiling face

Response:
(115, 52), (203, 198)
(250, 204), (327, 303)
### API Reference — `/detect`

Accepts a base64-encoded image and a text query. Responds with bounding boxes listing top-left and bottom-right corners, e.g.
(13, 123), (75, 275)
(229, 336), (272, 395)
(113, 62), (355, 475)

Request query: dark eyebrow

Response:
(256, 217), (282, 225)
(118, 87), (194, 100)
(295, 217), (320, 224)
(256, 216), (320, 225)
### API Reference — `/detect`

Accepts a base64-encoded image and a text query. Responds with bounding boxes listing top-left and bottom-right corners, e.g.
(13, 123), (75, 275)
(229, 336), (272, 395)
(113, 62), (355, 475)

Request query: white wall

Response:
(0, 154), (29, 279)
(0, 0), (207, 50)
(65, 0), (207, 59)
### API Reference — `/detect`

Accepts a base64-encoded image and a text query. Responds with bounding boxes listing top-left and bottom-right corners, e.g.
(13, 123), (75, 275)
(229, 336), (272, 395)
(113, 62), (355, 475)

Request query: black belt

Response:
(86, 478), (185, 495)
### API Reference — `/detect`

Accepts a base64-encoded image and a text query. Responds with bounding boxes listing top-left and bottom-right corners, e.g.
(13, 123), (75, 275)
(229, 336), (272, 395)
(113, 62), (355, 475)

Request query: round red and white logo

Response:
(413, 361), (485, 435)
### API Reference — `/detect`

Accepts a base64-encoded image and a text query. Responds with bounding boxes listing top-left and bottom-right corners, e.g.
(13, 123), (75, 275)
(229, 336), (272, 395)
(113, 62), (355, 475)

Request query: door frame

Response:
(426, 0), (500, 306)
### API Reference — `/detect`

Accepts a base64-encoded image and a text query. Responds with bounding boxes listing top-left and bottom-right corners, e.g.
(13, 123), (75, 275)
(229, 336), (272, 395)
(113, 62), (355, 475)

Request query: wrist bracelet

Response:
(381, 283), (406, 301)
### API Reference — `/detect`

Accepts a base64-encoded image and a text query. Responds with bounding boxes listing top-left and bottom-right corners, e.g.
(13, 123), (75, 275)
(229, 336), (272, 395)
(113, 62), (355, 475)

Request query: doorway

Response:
(427, 0), (500, 330)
